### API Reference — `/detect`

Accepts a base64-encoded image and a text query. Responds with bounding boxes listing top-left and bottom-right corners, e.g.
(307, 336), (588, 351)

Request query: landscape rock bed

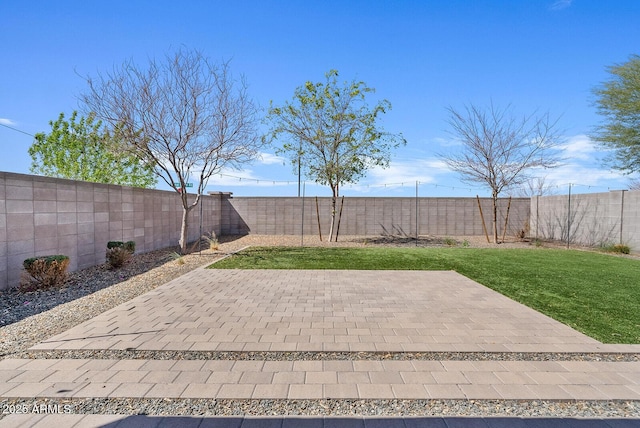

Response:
(1, 397), (638, 418)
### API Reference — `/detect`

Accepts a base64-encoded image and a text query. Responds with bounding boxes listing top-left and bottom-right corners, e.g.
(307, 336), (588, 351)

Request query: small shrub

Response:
(123, 241), (136, 253)
(22, 255), (69, 290)
(170, 251), (185, 265)
(518, 221), (530, 241)
(601, 243), (631, 255)
(443, 237), (457, 246)
(462, 239), (470, 247)
(107, 241), (136, 253)
(106, 246), (132, 268)
(614, 244), (631, 254)
(105, 240), (135, 269)
(203, 234), (219, 251)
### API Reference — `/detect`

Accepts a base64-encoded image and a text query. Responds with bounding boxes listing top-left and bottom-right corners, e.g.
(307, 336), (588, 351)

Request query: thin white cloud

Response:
(550, 0), (573, 10)
(258, 152), (287, 165)
(366, 158), (451, 188)
(0, 118), (16, 126)
(432, 136), (463, 148)
(557, 134), (598, 161)
(532, 163), (625, 189)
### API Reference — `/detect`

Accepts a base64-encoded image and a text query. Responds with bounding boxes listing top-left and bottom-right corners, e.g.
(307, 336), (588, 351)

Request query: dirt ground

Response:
(216, 234), (534, 251)
(213, 233), (637, 258)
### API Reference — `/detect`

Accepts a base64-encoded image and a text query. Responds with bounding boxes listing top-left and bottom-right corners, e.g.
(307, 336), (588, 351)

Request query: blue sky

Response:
(1, 0), (639, 197)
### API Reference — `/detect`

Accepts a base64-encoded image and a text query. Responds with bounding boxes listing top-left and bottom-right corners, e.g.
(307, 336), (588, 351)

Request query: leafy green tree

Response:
(29, 111), (156, 188)
(592, 54), (640, 174)
(264, 70), (405, 241)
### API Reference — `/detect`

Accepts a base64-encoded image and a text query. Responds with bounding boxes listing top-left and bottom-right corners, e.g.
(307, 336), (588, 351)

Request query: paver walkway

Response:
(1, 269), (639, 426)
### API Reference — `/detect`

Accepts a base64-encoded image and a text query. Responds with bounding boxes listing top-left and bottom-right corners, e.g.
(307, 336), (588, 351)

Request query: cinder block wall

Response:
(222, 196), (530, 238)
(0, 172), (222, 290)
(530, 190), (639, 250)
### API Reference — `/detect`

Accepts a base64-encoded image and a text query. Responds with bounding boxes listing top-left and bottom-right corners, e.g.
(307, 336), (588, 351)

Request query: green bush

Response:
(123, 241), (136, 253)
(107, 241), (124, 249)
(107, 240), (136, 253)
(22, 255), (69, 290)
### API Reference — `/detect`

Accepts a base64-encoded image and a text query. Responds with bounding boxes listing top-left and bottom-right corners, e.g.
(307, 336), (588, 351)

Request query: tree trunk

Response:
(491, 191), (499, 244)
(179, 189), (197, 254)
(328, 195), (337, 242)
(179, 206), (190, 254)
(328, 185), (338, 242)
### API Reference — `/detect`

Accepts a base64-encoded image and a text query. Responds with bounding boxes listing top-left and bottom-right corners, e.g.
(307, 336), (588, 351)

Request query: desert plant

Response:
(204, 235), (219, 251)
(614, 244), (631, 254)
(106, 246), (132, 268)
(443, 237), (457, 246)
(22, 255), (69, 290)
(600, 243), (631, 255)
(170, 251), (185, 265)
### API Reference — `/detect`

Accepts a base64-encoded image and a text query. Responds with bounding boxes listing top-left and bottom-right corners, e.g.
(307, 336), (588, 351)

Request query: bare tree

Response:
(441, 103), (563, 243)
(81, 48), (261, 252)
(628, 178), (640, 191)
(507, 176), (557, 197)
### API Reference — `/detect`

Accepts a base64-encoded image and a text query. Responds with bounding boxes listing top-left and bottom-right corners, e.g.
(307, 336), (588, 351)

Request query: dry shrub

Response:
(106, 246), (132, 268)
(516, 220), (530, 241)
(204, 234), (219, 250)
(601, 243), (631, 255)
(22, 255), (69, 290)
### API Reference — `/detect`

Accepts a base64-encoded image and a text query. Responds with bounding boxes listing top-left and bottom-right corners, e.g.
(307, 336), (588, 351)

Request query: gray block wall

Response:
(222, 196), (530, 239)
(530, 190), (640, 250)
(0, 172), (222, 290)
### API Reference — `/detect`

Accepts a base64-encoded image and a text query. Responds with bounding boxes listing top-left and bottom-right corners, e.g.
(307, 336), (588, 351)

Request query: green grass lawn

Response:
(211, 246), (640, 344)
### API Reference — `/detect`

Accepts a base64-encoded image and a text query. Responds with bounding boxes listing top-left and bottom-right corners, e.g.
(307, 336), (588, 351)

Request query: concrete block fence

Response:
(222, 196), (531, 240)
(530, 189), (640, 250)
(0, 172), (222, 290)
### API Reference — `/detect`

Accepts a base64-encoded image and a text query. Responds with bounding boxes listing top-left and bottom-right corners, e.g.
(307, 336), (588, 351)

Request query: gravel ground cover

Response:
(9, 349), (640, 362)
(1, 234), (639, 419)
(1, 397), (639, 418)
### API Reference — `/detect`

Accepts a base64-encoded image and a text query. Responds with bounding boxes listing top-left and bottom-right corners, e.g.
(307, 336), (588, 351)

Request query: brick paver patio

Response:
(1, 268), (639, 426)
(29, 270), (615, 353)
